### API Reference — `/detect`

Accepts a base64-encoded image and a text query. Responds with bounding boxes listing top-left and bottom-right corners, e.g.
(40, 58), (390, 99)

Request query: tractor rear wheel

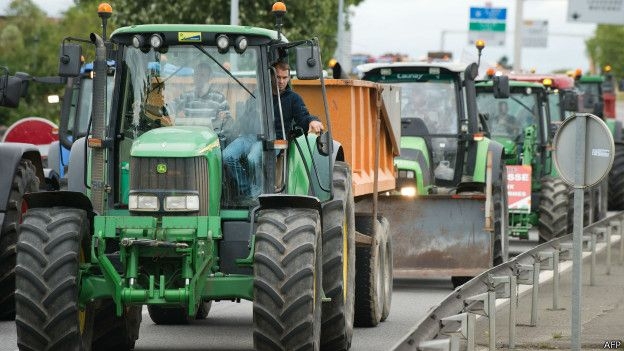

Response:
(608, 143), (624, 210)
(148, 301), (212, 325)
(15, 207), (95, 350)
(0, 159), (39, 320)
(538, 176), (569, 242)
(353, 214), (383, 327)
(321, 161), (355, 350)
(253, 208), (322, 351)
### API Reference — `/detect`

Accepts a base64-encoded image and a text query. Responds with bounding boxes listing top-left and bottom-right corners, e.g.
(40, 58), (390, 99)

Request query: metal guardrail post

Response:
(440, 313), (476, 351)
(538, 250), (563, 311)
(618, 218), (624, 266)
(488, 275), (517, 350)
(418, 339), (453, 351)
(463, 292), (494, 350)
(516, 259), (539, 327)
(605, 224), (612, 275)
(591, 231), (597, 286)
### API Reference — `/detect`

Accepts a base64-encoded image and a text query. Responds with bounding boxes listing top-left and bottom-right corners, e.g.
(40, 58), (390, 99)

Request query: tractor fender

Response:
(24, 190), (93, 215)
(258, 194), (322, 214)
(47, 140), (62, 177)
(486, 140), (505, 187)
(0, 143), (45, 213)
(67, 137), (87, 194)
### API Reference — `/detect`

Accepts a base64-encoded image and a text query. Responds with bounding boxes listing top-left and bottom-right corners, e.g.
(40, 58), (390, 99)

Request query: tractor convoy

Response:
(9, 2), (399, 350)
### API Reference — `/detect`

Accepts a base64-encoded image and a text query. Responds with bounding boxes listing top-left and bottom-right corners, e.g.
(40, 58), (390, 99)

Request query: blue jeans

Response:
(222, 135), (261, 197)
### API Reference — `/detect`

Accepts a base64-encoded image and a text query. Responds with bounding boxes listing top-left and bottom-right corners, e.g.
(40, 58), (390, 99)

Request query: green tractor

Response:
(575, 71), (624, 211)
(14, 3), (393, 350)
(476, 80), (576, 241)
(357, 60), (510, 287)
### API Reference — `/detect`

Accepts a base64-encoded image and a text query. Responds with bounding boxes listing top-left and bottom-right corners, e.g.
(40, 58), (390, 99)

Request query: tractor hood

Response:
(130, 126), (220, 158)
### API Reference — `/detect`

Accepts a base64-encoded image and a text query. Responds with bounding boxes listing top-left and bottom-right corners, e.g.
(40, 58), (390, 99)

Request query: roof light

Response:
(150, 34), (164, 49)
(97, 3), (112, 18)
(272, 2), (287, 15)
(486, 67), (495, 77)
(542, 78), (552, 87)
(475, 39), (485, 51)
(132, 35), (145, 49)
(604, 65), (612, 73)
(234, 36), (248, 54)
(216, 34), (230, 54)
(473, 132), (485, 141)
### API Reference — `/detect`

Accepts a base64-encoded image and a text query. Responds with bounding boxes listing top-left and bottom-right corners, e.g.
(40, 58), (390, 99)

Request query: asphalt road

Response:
(0, 279), (453, 351)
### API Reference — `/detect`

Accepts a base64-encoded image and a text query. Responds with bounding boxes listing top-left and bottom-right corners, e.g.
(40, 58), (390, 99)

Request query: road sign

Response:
(553, 113), (614, 188)
(522, 20), (548, 48)
(568, 0), (624, 25)
(468, 7), (507, 46)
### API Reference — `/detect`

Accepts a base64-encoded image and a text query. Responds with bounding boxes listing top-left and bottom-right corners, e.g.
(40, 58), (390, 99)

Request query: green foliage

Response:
(586, 25), (624, 79)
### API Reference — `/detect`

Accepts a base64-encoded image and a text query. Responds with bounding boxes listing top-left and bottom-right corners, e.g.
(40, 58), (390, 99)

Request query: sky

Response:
(2, 0), (597, 73)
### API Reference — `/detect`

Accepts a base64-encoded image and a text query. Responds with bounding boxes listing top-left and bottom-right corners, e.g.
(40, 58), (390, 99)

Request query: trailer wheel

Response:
(537, 176), (569, 242)
(321, 161), (355, 350)
(353, 214), (383, 327)
(608, 143), (624, 210)
(0, 159), (39, 320)
(92, 300), (142, 351)
(253, 208), (322, 351)
(15, 207), (95, 350)
(148, 301), (212, 325)
(378, 216), (392, 322)
(493, 161), (508, 265)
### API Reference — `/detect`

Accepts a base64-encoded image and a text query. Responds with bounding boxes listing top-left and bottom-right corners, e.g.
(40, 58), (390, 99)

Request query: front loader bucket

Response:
(375, 194), (493, 278)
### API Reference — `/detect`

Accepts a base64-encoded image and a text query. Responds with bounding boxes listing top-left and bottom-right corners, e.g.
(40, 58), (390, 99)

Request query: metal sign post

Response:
(553, 113), (614, 351)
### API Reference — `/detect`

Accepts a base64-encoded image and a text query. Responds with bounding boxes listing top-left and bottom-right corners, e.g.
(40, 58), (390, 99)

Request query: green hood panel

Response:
(131, 127), (220, 157)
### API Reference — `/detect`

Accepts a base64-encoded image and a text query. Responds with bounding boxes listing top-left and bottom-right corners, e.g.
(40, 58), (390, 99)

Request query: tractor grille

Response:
(130, 156), (209, 215)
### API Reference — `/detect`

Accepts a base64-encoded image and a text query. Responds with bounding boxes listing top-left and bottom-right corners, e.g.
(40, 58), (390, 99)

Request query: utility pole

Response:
(230, 0), (239, 25)
(513, 0), (523, 72)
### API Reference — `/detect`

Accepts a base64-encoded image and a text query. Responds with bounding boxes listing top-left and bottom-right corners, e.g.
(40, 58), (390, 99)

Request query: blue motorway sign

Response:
(469, 6), (507, 46)
(470, 7), (507, 21)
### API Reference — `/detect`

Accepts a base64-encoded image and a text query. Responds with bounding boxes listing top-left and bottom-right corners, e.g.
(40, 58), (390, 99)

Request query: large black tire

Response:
(608, 143), (624, 210)
(92, 300), (142, 351)
(353, 214), (383, 327)
(0, 159), (39, 321)
(253, 208), (322, 351)
(537, 176), (569, 242)
(148, 301), (212, 325)
(15, 207), (95, 350)
(378, 216), (392, 322)
(320, 161), (355, 350)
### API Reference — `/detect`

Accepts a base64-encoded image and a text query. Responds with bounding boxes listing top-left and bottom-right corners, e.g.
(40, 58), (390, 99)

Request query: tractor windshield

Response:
(120, 45), (262, 139)
(476, 89), (538, 139)
(400, 81), (458, 135)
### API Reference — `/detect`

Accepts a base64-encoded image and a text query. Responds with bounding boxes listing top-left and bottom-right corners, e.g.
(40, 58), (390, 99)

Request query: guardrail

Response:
(391, 211), (624, 351)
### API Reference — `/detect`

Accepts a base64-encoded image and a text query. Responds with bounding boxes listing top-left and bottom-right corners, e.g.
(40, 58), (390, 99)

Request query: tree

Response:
(586, 25), (624, 78)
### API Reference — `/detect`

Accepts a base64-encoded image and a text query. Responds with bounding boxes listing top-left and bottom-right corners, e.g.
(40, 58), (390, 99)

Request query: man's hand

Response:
(308, 120), (324, 134)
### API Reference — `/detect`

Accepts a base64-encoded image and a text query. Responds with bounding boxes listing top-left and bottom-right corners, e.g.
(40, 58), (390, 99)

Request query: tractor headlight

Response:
(216, 34), (230, 54)
(164, 195), (200, 211)
(400, 186), (417, 197)
(128, 194), (159, 211)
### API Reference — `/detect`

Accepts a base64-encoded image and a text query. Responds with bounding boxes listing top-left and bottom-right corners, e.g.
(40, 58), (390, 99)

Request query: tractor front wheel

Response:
(253, 208), (322, 351)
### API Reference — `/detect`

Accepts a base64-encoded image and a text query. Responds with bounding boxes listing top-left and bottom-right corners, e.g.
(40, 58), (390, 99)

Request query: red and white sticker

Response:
(506, 165), (532, 213)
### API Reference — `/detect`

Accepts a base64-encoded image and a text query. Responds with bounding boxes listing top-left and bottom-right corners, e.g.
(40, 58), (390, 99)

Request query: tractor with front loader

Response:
(357, 52), (510, 287)
(14, 2), (396, 350)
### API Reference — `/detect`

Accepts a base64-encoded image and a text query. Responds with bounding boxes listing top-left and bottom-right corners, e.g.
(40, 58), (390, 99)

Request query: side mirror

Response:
(58, 43), (82, 77)
(464, 63), (478, 81)
(295, 45), (320, 80)
(493, 75), (510, 98)
(316, 131), (330, 156)
(561, 90), (578, 111)
(0, 76), (24, 108)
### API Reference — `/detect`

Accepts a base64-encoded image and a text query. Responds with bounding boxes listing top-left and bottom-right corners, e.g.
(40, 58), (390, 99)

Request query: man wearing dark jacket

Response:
(222, 61), (323, 202)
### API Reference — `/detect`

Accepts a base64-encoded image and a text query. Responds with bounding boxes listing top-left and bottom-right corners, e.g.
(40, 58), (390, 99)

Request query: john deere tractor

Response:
(476, 79), (578, 241)
(14, 2), (392, 350)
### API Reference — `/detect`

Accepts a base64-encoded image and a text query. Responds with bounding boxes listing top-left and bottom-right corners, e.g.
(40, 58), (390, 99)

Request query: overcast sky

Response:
(3, 0), (597, 73)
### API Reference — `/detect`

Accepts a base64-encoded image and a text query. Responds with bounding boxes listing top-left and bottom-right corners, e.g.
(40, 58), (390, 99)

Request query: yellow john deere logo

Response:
(156, 163), (167, 174)
(178, 32), (202, 42)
